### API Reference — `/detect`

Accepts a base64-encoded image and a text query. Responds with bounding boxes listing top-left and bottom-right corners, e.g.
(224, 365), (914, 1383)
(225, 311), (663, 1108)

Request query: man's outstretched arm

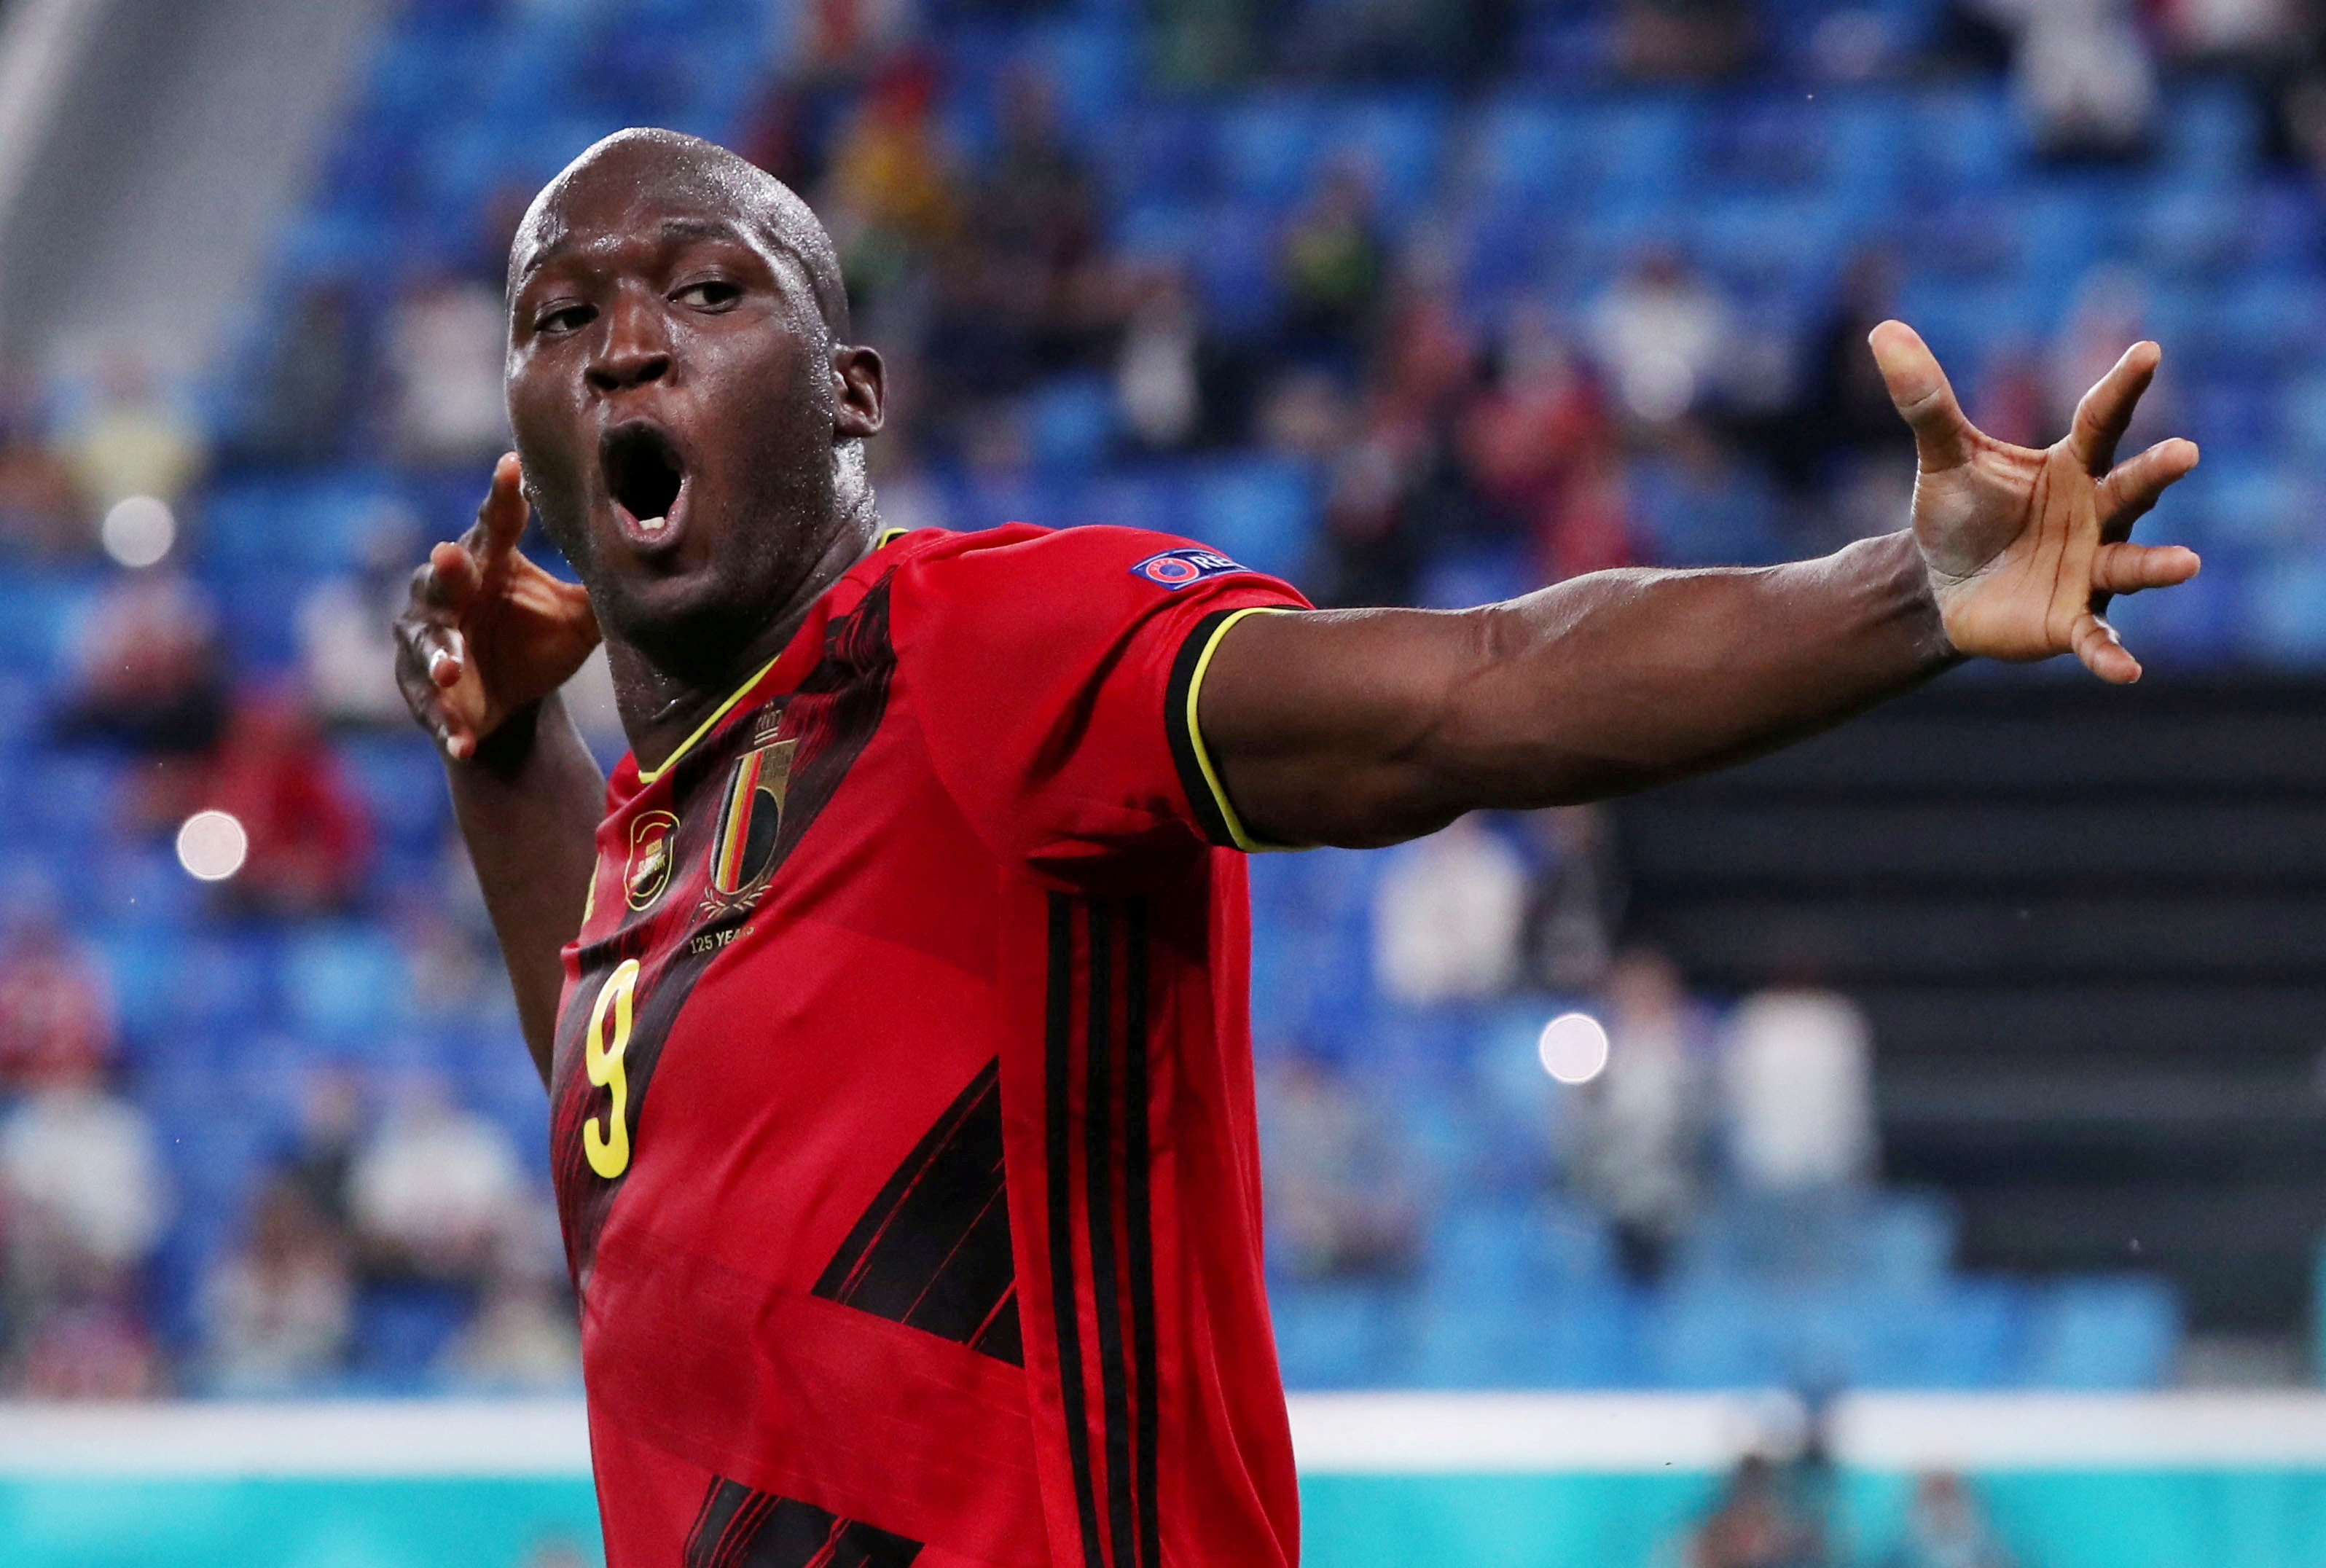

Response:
(396, 455), (606, 1083)
(1201, 324), (2203, 849)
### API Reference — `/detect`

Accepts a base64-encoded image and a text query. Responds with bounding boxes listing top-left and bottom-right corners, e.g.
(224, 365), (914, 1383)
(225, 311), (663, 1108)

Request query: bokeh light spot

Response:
(101, 495), (176, 568)
(1538, 1011), (1610, 1085)
(176, 810), (248, 882)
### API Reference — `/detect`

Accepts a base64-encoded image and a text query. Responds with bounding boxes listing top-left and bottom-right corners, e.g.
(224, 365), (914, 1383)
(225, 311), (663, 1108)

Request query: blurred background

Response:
(2, 0), (2326, 1561)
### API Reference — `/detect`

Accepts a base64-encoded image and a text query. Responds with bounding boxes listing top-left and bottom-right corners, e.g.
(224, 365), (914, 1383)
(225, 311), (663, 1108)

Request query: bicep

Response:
(1194, 605), (1497, 848)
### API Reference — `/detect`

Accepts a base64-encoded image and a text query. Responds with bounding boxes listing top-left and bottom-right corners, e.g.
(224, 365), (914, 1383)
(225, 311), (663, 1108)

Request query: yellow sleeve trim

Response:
(1182, 605), (1303, 853)
(635, 650), (785, 786)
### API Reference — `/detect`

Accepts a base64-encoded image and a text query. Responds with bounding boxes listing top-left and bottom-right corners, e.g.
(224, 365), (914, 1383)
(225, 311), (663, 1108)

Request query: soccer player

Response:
(395, 130), (2199, 1568)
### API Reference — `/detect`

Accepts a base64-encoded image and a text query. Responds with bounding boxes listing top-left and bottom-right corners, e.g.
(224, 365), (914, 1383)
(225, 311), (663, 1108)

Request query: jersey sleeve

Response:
(892, 526), (1310, 879)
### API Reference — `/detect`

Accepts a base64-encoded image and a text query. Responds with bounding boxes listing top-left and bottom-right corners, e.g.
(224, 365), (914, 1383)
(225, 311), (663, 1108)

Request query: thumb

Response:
(1869, 321), (1975, 474)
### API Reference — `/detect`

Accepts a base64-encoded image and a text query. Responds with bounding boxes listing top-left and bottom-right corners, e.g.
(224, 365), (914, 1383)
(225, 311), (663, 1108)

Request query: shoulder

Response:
(884, 523), (1283, 626)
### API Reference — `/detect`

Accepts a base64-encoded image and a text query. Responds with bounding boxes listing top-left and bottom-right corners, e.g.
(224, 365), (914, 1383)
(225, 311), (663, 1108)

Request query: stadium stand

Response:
(21, 0), (2326, 1396)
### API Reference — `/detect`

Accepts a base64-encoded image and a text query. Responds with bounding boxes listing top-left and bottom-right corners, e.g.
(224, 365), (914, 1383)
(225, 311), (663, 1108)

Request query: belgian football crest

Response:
(624, 810), (681, 910)
(705, 737), (796, 910)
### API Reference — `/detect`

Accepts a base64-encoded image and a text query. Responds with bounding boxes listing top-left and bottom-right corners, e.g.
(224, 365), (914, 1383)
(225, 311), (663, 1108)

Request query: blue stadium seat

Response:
(1465, 95), (1582, 208)
(352, 1282), (473, 1392)
(2021, 1276), (2181, 1389)
(1903, 87), (2018, 192)
(340, 734), (453, 855)
(1587, 97), (1699, 205)
(1317, 95), (1448, 220)
(1270, 1279), (1400, 1389)
(283, 926), (410, 1043)
(1027, 376), (1120, 477)
(2161, 79), (2262, 181)
(1214, 95), (1328, 209)
(1187, 201), (1284, 338)
(1189, 457), (1314, 580)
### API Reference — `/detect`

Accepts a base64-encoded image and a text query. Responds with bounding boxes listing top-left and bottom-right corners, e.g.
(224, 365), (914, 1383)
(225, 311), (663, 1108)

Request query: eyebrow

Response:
(515, 214), (763, 286)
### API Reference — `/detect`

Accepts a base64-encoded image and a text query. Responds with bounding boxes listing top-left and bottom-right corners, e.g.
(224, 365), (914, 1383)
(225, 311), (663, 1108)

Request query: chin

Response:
(600, 570), (772, 672)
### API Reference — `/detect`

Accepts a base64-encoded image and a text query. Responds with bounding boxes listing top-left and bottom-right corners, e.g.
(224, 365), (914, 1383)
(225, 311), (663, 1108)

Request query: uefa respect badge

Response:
(1129, 546), (1249, 589)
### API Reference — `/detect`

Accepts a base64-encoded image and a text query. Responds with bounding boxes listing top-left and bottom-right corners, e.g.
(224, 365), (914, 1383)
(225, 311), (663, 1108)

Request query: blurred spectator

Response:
(0, 884), (116, 1094)
(17, 1297), (165, 1399)
(1981, 0), (2158, 159)
(393, 893), (504, 1024)
(1971, 339), (2052, 451)
(1149, 0), (1262, 86)
(1769, 249), (1912, 501)
(388, 275), (509, 468)
(523, 1538), (592, 1568)
(1522, 805), (1626, 995)
(348, 1073), (525, 1289)
(1723, 986), (1879, 1194)
(1590, 250), (1732, 426)
(2153, 0), (2302, 65)
(1117, 266), (1205, 452)
(1462, 302), (1629, 584)
(927, 63), (1115, 408)
(60, 357), (203, 517)
(1567, 949), (1714, 1282)
(54, 571), (230, 827)
(278, 1065), (364, 1228)
(1258, 1050), (1419, 1281)
(0, 1040), (167, 1285)
(1881, 1473), (2015, 1568)
(198, 1178), (353, 1394)
(2049, 266), (2172, 449)
(297, 501), (425, 729)
(1257, 366), (1355, 461)
(1287, 0), (1511, 80)
(202, 692), (374, 917)
(1281, 162), (1387, 361)
(1315, 411), (1427, 605)
(821, 55), (957, 320)
(1631, 421), (1787, 566)
(229, 276), (372, 467)
(1374, 816), (1529, 1006)
(1683, 1452), (1828, 1568)
(1614, 0), (1757, 80)
(0, 1022), (168, 1396)
(0, 384), (90, 560)
(439, 1208), (579, 1392)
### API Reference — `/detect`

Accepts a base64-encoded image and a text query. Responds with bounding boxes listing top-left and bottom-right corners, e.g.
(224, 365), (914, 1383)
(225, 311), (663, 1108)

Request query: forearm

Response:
(445, 691), (606, 1083)
(1208, 530), (1957, 846)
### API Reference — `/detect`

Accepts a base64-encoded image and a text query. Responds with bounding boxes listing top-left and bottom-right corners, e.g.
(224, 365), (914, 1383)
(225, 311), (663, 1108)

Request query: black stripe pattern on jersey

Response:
(1046, 896), (1163, 1568)
(1121, 901), (1162, 1568)
(812, 1058), (1022, 1365)
(682, 1478), (921, 1568)
(1045, 894), (1105, 1568)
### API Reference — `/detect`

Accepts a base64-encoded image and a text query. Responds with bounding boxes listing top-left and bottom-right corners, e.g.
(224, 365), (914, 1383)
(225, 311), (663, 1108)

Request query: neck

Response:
(608, 501), (877, 774)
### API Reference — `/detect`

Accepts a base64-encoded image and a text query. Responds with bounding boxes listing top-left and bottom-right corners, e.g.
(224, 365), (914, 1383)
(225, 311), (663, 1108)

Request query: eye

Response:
(535, 302), (595, 335)
(674, 278), (743, 312)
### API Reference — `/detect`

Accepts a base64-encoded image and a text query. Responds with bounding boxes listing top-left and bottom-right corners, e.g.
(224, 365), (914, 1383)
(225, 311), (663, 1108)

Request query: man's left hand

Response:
(1872, 319), (2201, 683)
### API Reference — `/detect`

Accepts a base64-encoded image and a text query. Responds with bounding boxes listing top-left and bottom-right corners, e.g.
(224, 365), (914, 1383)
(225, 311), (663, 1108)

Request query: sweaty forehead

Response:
(510, 133), (849, 334)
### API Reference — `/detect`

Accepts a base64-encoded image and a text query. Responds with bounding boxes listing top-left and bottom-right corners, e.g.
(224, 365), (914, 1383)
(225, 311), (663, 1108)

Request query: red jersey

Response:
(552, 523), (1310, 1568)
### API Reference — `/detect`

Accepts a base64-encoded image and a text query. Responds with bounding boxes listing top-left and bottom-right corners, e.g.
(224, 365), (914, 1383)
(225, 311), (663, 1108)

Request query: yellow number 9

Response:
(584, 958), (640, 1180)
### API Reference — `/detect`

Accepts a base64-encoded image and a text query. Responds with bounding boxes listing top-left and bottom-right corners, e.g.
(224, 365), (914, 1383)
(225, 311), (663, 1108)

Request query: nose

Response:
(585, 289), (670, 395)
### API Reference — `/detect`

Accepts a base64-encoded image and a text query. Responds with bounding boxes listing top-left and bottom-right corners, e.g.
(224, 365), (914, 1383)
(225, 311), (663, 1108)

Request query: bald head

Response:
(510, 128), (850, 340)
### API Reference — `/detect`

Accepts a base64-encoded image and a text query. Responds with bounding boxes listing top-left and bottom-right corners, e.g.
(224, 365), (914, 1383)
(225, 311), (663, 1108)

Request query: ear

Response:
(831, 345), (885, 441)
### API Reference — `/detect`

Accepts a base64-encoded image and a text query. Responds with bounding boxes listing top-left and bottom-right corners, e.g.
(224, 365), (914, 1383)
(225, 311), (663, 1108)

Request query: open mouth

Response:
(600, 423), (686, 540)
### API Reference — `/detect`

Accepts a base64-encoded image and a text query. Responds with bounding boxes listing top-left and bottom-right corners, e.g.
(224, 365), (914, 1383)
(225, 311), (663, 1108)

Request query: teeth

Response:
(638, 516), (667, 533)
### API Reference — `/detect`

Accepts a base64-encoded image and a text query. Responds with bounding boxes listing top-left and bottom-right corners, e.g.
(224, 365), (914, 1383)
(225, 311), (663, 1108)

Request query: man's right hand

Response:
(394, 452), (600, 759)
